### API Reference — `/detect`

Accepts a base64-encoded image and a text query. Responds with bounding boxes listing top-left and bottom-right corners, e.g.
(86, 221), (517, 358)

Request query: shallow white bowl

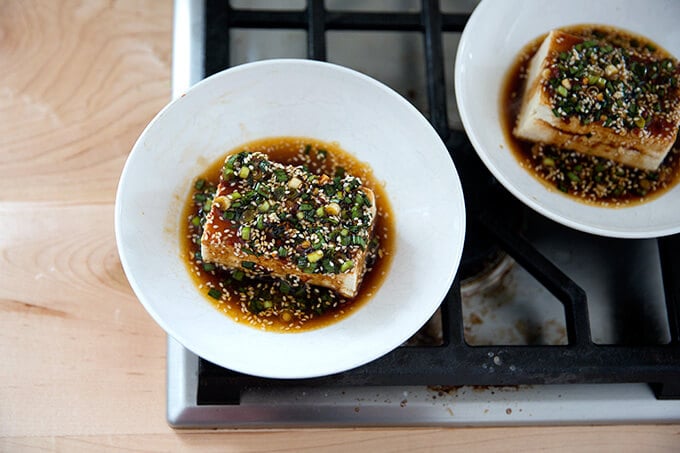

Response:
(115, 59), (466, 379)
(456, 0), (680, 238)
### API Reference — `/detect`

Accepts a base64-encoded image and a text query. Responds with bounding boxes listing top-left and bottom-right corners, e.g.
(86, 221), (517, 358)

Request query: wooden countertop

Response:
(0, 1), (678, 450)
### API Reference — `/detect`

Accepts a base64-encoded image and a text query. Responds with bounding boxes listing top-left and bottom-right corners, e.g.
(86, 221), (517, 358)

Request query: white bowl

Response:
(115, 59), (466, 379)
(456, 0), (680, 238)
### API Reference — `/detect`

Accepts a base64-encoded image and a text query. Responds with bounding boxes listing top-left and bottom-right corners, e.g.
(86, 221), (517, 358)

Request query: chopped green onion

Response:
(232, 270), (245, 281)
(258, 200), (270, 212)
(241, 261), (255, 269)
(340, 260), (354, 272)
(351, 235), (367, 247)
(307, 250), (324, 263)
(277, 246), (288, 257)
(213, 196), (231, 210)
(226, 154), (239, 169)
(241, 226), (251, 240)
(207, 288), (222, 299)
(194, 179), (206, 190)
(324, 202), (341, 216)
(274, 169), (288, 182)
(241, 209), (256, 223)
(287, 177), (303, 189)
(273, 186), (286, 200)
(556, 85), (568, 97)
(238, 166), (250, 179)
(256, 183), (270, 197)
(279, 280), (291, 294)
(315, 207), (325, 217)
(322, 259), (335, 274)
(191, 216), (201, 227)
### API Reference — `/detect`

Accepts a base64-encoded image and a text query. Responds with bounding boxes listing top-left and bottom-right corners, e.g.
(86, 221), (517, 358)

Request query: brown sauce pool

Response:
(180, 137), (395, 332)
(501, 25), (680, 207)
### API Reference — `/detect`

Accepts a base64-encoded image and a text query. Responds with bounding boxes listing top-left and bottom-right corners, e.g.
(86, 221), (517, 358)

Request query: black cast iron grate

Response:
(196, 0), (680, 404)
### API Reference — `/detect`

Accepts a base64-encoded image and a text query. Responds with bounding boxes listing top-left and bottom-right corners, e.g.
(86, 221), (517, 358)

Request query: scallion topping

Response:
(307, 250), (324, 263)
(340, 260), (354, 272)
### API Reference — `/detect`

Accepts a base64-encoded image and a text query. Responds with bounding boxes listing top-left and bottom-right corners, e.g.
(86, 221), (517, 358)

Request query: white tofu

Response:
(514, 30), (680, 171)
(200, 152), (377, 298)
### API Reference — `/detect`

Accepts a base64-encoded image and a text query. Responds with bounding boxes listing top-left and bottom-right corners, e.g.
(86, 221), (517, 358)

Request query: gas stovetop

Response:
(167, 0), (680, 427)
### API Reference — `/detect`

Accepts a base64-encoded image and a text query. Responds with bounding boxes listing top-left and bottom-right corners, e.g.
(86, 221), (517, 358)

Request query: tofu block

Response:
(514, 30), (680, 171)
(200, 152), (376, 298)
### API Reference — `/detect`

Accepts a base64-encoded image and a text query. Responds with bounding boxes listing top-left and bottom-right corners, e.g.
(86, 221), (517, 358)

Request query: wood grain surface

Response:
(0, 1), (678, 451)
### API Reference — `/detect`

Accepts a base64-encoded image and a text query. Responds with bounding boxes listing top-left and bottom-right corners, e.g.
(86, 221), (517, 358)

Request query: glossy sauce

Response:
(501, 25), (680, 207)
(180, 137), (395, 332)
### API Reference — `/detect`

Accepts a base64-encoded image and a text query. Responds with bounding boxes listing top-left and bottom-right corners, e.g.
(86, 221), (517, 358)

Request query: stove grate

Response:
(196, 0), (680, 405)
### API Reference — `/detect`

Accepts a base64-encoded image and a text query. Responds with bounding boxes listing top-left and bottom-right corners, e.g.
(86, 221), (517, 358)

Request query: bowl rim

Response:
(115, 58), (467, 378)
(455, 0), (680, 239)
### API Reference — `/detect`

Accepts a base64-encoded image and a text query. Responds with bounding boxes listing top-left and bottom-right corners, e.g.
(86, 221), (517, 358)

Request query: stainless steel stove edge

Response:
(167, 0), (680, 428)
(167, 337), (680, 428)
(173, 0), (205, 99)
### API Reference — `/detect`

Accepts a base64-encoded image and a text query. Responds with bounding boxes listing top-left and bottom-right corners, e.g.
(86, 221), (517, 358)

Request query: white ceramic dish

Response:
(455, 0), (680, 238)
(115, 59), (466, 379)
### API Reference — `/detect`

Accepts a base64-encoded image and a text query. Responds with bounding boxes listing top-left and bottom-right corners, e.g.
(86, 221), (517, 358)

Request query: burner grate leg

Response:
(652, 381), (680, 400)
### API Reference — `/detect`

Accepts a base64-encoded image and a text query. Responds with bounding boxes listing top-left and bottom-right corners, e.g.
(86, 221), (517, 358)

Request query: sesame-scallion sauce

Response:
(502, 25), (680, 207)
(180, 137), (395, 332)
